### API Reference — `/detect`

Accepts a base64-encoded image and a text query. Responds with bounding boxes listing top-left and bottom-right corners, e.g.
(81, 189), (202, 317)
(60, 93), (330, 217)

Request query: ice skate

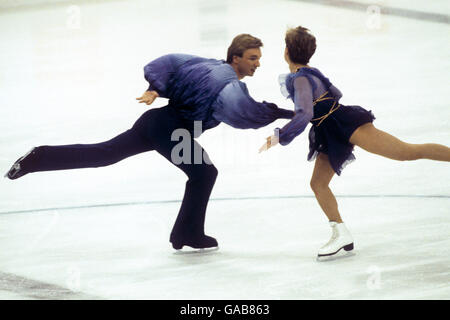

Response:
(170, 234), (219, 253)
(4, 147), (38, 180)
(317, 221), (354, 260)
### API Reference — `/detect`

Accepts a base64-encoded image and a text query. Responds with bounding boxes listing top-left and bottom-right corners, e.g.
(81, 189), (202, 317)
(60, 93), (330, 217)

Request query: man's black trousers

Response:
(28, 106), (218, 242)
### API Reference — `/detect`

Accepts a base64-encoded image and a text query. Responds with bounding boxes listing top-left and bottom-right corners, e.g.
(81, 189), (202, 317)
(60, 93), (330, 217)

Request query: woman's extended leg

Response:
(310, 153), (342, 223)
(349, 123), (450, 161)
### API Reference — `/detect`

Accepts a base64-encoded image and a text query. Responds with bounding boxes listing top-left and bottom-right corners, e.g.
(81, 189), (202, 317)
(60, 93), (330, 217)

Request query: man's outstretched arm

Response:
(213, 81), (294, 130)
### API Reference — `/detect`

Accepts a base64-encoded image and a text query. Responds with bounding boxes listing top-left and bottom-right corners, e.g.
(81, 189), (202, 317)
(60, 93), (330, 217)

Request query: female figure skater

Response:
(5, 34), (294, 251)
(259, 26), (450, 258)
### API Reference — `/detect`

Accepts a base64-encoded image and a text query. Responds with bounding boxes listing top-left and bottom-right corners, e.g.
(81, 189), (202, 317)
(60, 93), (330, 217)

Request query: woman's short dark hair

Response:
(285, 26), (316, 65)
(226, 34), (263, 63)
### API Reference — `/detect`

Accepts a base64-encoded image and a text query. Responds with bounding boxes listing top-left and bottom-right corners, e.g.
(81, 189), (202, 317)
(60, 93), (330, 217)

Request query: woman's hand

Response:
(259, 134), (279, 153)
(136, 90), (159, 105)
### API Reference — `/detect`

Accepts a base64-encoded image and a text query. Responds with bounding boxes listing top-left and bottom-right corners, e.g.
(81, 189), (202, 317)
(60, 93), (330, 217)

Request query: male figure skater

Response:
(5, 34), (294, 251)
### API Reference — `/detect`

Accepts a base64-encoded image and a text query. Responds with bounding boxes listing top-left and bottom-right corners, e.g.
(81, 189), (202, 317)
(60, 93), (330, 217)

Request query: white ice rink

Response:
(0, 0), (449, 300)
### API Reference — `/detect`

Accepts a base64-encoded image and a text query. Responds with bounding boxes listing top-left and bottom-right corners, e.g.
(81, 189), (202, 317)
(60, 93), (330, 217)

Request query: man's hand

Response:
(259, 134), (279, 153)
(136, 90), (159, 105)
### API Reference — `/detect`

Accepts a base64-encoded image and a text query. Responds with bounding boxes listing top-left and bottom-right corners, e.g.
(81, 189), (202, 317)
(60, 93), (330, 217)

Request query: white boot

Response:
(317, 221), (354, 257)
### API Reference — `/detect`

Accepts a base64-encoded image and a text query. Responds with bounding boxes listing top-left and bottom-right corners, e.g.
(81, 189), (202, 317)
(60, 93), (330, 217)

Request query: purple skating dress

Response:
(278, 67), (375, 175)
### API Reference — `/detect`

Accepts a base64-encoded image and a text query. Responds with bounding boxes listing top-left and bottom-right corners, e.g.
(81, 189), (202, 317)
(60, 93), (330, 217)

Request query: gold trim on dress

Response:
(311, 91), (342, 127)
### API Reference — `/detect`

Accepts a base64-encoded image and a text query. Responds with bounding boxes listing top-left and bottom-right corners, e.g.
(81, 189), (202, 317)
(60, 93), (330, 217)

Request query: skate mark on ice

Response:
(0, 271), (102, 300)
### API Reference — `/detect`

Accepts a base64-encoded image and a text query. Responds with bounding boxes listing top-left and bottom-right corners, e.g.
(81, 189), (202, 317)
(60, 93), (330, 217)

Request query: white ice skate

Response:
(317, 221), (354, 259)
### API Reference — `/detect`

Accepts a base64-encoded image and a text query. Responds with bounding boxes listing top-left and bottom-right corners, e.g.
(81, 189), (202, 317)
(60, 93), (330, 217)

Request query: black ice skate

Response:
(4, 147), (38, 180)
(170, 234), (219, 252)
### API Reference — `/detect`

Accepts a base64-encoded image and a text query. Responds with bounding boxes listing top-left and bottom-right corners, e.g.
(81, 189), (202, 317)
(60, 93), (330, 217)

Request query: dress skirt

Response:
(308, 94), (375, 175)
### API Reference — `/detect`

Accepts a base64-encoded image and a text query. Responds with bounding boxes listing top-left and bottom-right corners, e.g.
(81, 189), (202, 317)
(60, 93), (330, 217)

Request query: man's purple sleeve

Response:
(143, 54), (197, 97)
(213, 81), (294, 129)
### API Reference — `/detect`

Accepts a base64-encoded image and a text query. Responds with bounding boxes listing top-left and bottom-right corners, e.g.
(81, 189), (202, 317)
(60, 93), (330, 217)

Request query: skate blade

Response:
(173, 246), (219, 255)
(316, 249), (355, 262)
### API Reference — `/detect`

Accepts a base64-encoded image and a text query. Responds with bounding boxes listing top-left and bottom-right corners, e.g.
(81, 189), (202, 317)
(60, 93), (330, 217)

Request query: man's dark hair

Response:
(285, 26), (316, 65)
(226, 34), (263, 63)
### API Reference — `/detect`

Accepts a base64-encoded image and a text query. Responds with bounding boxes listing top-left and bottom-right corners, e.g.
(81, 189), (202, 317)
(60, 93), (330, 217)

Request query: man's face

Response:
(233, 48), (262, 79)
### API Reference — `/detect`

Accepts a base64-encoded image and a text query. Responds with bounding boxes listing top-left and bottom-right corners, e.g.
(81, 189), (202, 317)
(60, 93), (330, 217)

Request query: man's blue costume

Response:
(5, 54), (294, 250)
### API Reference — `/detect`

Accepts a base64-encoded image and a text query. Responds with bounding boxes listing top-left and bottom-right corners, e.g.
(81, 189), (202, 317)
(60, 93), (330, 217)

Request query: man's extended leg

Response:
(5, 128), (153, 179)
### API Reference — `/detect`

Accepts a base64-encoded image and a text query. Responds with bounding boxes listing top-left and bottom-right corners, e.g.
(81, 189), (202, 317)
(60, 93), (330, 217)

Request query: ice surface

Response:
(0, 0), (449, 299)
